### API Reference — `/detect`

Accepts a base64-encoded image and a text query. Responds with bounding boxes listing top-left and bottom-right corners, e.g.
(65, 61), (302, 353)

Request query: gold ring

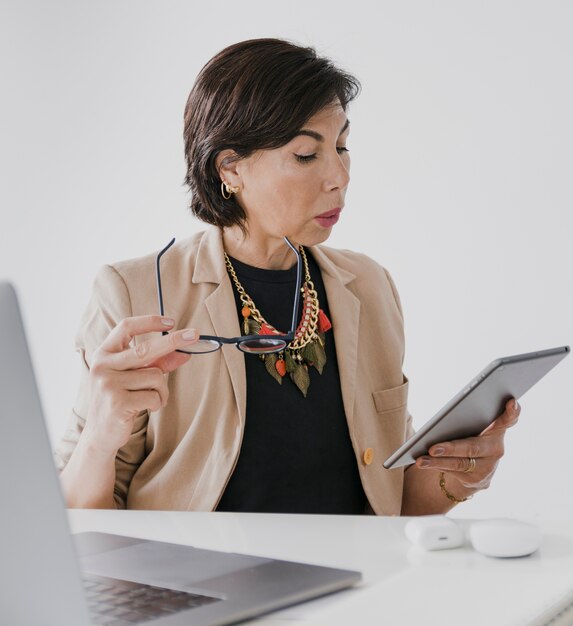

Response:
(464, 457), (477, 473)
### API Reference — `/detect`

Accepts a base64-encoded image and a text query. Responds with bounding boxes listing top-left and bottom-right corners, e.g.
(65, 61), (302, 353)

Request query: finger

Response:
(482, 398), (520, 434)
(116, 367), (165, 391)
(153, 350), (193, 374)
(106, 328), (199, 371)
(101, 316), (176, 353)
(118, 368), (170, 406)
(91, 367), (170, 409)
(427, 435), (500, 460)
(106, 389), (165, 416)
(417, 455), (483, 473)
(123, 389), (164, 413)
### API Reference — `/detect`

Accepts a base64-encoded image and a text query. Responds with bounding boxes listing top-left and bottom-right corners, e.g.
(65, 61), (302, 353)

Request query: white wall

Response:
(1, 0), (571, 520)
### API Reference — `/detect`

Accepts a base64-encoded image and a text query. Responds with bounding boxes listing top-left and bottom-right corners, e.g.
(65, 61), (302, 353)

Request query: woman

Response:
(56, 38), (519, 514)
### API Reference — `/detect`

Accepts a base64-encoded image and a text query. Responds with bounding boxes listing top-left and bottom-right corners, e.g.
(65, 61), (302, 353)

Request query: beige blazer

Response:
(55, 226), (413, 514)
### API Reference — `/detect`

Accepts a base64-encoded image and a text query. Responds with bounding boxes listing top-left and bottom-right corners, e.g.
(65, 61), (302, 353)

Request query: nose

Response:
(324, 152), (350, 192)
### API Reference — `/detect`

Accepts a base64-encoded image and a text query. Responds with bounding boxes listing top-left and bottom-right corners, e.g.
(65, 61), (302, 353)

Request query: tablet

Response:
(383, 345), (570, 469)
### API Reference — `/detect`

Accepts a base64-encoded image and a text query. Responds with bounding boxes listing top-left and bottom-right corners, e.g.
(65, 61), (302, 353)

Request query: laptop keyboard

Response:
(82, 572), (221, 625)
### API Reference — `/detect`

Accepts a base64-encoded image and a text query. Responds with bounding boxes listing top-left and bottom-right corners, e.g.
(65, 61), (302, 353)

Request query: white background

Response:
(1, 1), (571, 520)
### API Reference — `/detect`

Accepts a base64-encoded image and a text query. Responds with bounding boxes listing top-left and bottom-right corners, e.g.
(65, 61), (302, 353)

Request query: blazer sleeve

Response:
(53, 265), (149, 509)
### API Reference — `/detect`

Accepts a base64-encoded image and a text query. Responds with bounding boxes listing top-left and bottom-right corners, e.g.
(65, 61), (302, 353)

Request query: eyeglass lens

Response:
(238, 337), (288, 354)
(189, 339), (222, 354)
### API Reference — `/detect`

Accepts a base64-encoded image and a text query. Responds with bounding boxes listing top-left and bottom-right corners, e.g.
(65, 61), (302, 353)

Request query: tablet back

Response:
(384, 346), (570, 468)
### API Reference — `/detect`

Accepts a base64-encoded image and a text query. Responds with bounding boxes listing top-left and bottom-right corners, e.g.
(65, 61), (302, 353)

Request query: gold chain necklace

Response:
(224, 246), (332, 397)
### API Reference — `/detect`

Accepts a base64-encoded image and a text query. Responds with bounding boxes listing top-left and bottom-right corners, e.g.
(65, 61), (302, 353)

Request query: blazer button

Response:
(363, 448), (374, 465)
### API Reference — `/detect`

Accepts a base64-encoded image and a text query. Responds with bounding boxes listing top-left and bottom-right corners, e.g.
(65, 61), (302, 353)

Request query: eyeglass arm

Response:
(156, 237), (176, 318)
(282, 236), (302, 337)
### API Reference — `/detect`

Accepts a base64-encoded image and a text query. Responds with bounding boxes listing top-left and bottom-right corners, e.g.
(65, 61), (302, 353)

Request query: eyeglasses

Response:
(156, 236), (302, 354)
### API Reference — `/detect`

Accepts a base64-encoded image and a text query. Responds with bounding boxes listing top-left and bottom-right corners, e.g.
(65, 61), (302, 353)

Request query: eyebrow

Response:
(294, 118), (350, 142)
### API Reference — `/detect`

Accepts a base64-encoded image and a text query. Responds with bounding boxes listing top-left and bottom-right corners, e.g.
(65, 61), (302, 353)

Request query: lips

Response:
(315, 207), (342, 228)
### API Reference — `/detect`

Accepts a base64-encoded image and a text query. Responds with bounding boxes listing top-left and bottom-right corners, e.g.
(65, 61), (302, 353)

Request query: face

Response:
(228, 102), (351, 247)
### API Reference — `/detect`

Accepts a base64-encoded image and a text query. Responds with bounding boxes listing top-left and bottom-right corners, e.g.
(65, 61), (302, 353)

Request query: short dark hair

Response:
(183, 38), (361, 230)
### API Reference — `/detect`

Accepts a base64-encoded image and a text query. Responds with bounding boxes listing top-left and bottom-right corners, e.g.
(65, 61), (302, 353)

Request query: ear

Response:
(215, 149), (242, 188)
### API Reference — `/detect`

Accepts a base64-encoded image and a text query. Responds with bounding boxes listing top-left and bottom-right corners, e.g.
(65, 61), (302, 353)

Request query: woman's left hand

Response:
(415, 398), (521, 493)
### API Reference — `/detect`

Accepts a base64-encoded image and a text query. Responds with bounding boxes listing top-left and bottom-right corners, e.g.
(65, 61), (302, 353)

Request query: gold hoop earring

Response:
(221, 181), (239, 200)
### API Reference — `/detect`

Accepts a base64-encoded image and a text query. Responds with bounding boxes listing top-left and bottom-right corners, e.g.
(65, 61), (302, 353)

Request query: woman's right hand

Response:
(82, 315), (198, 455)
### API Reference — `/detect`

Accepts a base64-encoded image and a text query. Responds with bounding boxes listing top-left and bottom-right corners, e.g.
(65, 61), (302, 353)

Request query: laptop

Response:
(0, 281), (361, 626)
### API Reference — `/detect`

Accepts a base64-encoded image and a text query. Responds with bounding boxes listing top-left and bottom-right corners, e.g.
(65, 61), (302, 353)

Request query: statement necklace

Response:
(225, 246), (332, 397)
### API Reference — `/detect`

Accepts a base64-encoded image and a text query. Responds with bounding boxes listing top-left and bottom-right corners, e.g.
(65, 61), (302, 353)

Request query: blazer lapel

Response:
(192, 227), (246, 425)
(311, 246), (360, 427)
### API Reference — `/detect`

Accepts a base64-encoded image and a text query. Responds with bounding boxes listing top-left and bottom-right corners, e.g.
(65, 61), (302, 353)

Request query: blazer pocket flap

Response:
(372, 378), (409, 415)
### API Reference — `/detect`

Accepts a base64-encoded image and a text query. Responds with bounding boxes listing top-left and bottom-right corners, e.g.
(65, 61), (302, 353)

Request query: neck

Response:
(222, 226), (299, 270)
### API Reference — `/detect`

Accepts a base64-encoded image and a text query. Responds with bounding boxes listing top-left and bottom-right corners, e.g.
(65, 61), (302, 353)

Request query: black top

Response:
(216, 249), (367, 514)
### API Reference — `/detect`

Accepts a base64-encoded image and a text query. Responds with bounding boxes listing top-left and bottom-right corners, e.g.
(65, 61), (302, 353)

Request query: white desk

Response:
(68, 511), (573, 626)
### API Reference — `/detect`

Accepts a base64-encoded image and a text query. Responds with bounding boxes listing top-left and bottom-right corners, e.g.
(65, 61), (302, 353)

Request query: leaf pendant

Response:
(300, 339), (327, 374)
(291, 362), (310, 397)
(264, 353), (283, 385)
(285, 350), (297, 373)
(275, 357), (287, 377)
(313, 339), (327, 374)
(246, 318), (260, 335)
(301, 342), (318, 364)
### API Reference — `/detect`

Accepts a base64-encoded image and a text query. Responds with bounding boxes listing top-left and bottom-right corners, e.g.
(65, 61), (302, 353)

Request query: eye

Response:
(295, 153), (317, 163)
(337, 146), (349, 155)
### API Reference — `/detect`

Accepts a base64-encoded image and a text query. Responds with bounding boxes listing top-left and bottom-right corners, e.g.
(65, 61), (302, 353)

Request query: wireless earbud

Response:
(404, 515), (465, 551)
